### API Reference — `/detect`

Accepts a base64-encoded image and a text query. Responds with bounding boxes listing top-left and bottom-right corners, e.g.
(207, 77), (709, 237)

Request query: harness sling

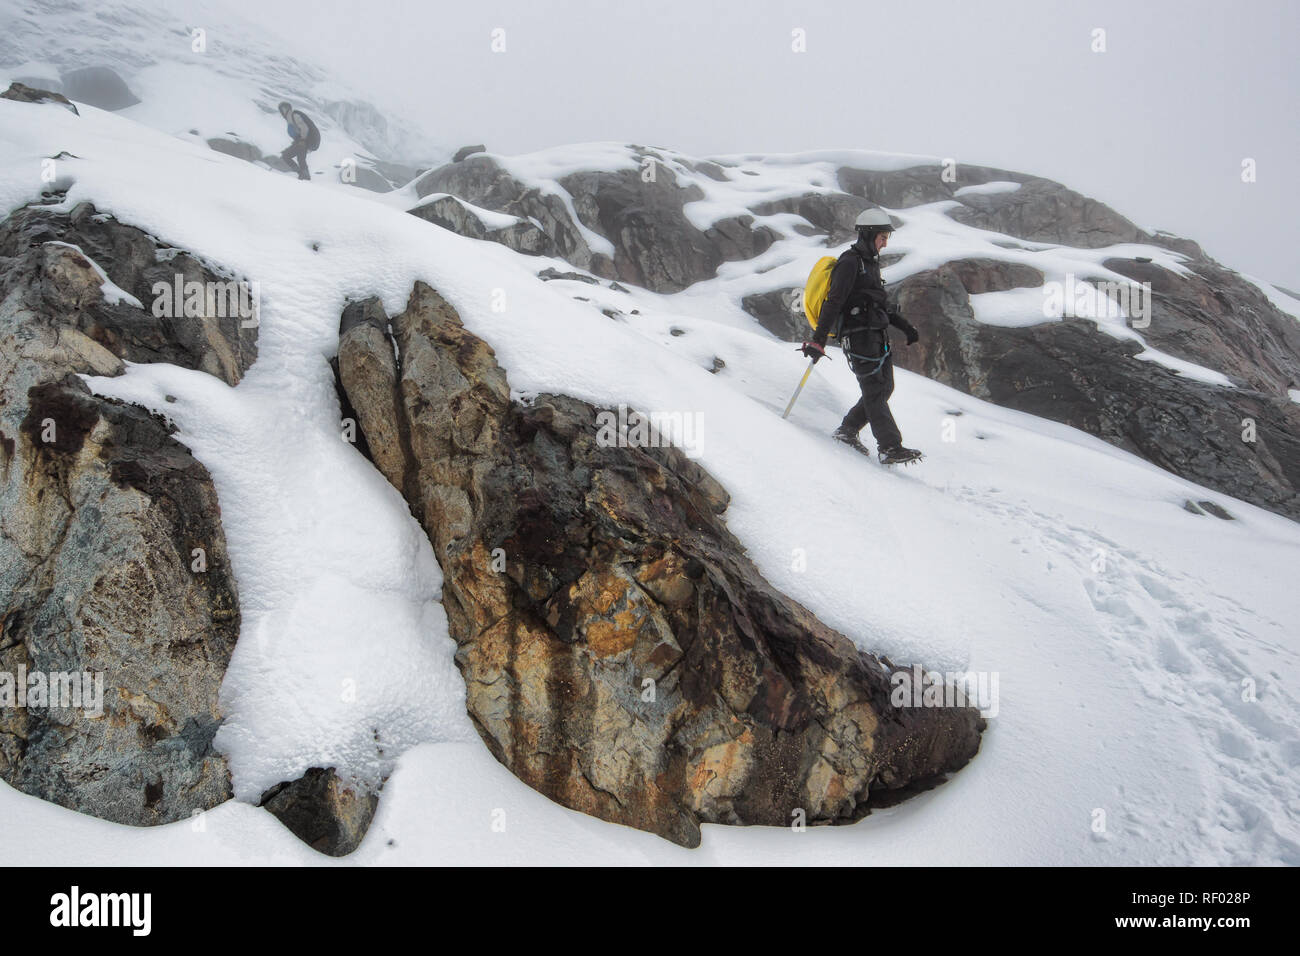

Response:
(842, 333), (891, 376)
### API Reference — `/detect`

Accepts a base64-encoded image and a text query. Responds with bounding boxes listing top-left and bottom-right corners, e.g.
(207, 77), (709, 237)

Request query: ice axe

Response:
(782, 342), (829, 419)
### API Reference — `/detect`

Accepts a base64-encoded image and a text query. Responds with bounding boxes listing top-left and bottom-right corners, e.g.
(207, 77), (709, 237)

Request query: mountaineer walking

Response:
(277, 100), (319, 181)
(800, 208), (923, 465)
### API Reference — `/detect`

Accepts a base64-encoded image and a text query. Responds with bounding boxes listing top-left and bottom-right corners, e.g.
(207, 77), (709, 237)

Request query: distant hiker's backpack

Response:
(803, 256), (839, 337)
(294, 110), (321, 151)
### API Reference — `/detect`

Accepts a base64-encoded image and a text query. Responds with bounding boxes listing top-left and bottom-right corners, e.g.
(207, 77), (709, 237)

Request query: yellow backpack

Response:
(802, 256), (839, 336)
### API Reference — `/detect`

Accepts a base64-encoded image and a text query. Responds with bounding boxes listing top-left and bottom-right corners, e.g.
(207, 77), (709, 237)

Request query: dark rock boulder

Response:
(742, 288), (806, 341)
(942, 258), (1044, 295)
(407, 194), (555, 257)
(751, 192), (868, 244)
(336, 281), (985, 848)
(562, 165), (770, 291)
(0, 203), (252, 824)
(704, 214), (779, 264)
(259, 768), (378, 857)
(0, 202), (257, 385)
(415, 155), (605, 273)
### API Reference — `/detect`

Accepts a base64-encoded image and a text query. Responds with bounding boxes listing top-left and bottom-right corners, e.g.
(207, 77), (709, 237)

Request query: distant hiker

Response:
(801, 208), (923, 465)
(277, 100), (319, 181)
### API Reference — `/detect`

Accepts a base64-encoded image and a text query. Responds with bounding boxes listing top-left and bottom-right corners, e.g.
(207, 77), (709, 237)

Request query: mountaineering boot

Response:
(832, 426), (872, 456)
(878, 444), (923, 465)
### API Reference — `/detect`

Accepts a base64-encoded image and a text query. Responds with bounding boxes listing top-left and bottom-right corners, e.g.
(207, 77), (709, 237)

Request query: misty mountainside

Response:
(7, 1), (1298, 526)
(0, 0), (435, 188)
(1, 4), (1298, 866)
(402, 147), (1300, 523)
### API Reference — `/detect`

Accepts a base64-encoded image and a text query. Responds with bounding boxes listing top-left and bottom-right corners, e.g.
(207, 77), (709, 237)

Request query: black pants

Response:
(840, 329), (902, 449)
(281, 141), (311, 180)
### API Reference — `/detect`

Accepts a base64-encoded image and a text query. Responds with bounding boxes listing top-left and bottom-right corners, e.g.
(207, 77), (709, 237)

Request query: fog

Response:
(48, 0), (1300, 285)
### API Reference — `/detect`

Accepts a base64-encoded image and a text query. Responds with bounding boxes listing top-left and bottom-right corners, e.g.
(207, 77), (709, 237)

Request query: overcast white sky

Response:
(223, 0), (1297, 285)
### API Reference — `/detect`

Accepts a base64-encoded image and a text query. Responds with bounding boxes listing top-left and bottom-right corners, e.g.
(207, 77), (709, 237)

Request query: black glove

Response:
(800, 340), (830, 363)
(904, 324), (919, 346)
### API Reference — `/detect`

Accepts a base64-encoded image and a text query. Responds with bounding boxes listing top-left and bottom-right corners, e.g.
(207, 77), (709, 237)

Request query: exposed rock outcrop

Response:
(414, 155), (608, 274)
(890, 262), (1300, 519)
(408, 195), (556, 256)
(336, 283), (985, 847)
(411, 151), (780, 291)
(0, 203), (252, 823)
(564, 166), (778, 291)
(742, 288), (806, 341)
(947, 177), (1149, 249)
(259, 767), (379, 856)
(2, 82), (79, 115)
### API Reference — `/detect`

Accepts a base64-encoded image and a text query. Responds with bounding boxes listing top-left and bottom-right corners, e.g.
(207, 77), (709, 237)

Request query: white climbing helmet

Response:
(854, 208), (895, 232)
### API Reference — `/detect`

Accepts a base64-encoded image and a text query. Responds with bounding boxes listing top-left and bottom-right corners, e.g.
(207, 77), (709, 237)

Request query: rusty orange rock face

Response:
(337, 282), (985, 847)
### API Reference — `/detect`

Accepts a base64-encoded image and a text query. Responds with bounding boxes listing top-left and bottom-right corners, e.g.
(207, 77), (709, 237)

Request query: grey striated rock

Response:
(890, 263), (1300, 519)
(838, 163), (1028, 209)
(751, 192), (869, 244)
(336, 282), (985, 848)
(415, 155), (605, 272)
(562, 164), (775, 291)
(941, 258), (1045, 295)
(947, 177), (1150, 249)
(416, 153), (779, 291)
(1101, 256), (1300, 397)
(407, 194), (555, 256)
(0, 203), (252, 824)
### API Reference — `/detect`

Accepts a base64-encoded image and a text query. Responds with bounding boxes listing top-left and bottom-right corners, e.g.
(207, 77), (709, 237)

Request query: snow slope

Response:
(0, 0), (439, 181)
(1, 99), (1297, 866)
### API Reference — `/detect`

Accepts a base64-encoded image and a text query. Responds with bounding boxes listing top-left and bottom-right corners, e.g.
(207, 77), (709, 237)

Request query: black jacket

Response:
(812, 238), (915, 346)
